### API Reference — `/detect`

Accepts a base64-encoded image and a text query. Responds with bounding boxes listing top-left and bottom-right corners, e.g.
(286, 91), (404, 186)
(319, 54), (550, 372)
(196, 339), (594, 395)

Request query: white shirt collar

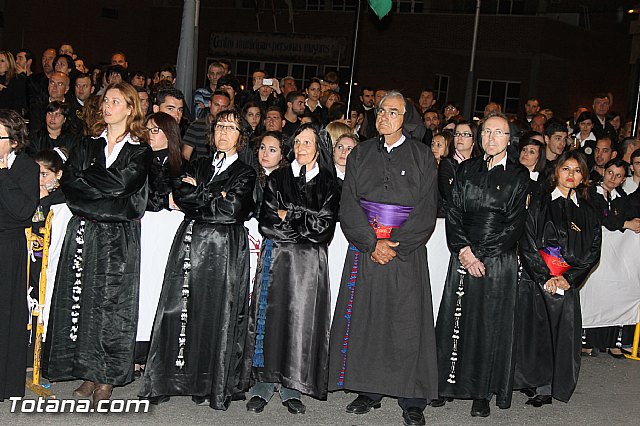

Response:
(5, 151), (17, 169)
(96, 130), (140, 168)
(76, 97), (85, 107)
(484, 152), (508, 170)
(529, 171), (539, 181)
(305, 99), (322, 109)
(551, 187), (579, 206)
(211, 151), (238, 176)
(291, 159), (319, 182)
(596, 184), (621, 200)
(335, 165), (345, 180)
(384, 135), (406, 152)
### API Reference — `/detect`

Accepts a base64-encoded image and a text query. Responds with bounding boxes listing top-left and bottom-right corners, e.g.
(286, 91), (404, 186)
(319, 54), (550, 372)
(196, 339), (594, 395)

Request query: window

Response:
(474, 79), (521, 117)
(306, 0), (323, 11)
(332, 0), (358, 11)
(434, 74), (449, 105)
(496, 0), (525, 15)
(395, 0), (424, 13)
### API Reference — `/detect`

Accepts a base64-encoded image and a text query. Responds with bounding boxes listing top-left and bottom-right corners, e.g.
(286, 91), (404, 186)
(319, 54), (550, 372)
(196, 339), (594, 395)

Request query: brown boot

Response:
(72, 380), (96, 398)
(92, 384), (114, 409)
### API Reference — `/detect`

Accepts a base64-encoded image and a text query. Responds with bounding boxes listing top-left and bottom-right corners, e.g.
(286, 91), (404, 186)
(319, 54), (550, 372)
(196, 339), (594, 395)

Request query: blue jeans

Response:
(250, 382), (301, 402)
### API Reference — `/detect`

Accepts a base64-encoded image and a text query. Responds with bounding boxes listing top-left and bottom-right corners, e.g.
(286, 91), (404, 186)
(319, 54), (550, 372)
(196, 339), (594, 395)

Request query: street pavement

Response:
(2, 354), (639, 425)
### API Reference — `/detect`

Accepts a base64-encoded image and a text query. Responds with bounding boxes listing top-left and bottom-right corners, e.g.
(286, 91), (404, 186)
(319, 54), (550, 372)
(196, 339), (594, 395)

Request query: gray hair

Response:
(379, 90), (406, 113)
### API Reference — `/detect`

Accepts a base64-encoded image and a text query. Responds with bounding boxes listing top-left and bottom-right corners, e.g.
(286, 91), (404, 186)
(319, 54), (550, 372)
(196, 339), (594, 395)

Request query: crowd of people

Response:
(0, 43), (638, 426)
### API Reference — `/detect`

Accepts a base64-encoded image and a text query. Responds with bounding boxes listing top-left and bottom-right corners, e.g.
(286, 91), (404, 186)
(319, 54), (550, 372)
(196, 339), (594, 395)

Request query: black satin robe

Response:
(146, 148), (181, 212)
(514, 191), (601, 402)
(43, 136), (152, 386)
(241, 165), (339, 399)
(436, 155), (530, 408)
(437, 157), (459, 218)
(328, 136), (439, 401)
(140, 158), (256, 410)
(0, 153), (39, 400)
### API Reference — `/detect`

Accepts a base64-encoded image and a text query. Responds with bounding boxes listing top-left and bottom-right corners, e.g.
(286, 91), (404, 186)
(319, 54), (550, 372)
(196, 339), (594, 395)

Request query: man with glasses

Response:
(329, 90), (439, 426)
(435, 112), (529, 418)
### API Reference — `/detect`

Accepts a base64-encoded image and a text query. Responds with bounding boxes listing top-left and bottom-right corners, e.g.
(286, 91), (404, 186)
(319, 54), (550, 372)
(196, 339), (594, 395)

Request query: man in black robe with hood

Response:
(329, 91), (439, 426)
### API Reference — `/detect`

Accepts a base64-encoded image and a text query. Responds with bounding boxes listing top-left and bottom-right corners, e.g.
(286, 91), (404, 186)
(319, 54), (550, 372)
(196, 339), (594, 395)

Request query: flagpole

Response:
(346, 0), (363, 115)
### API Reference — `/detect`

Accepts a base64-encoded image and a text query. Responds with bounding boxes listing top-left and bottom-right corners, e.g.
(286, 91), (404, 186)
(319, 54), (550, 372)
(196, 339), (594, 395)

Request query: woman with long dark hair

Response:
(144, 111), (183, 210)
(140, 108), (256, 409)
(0, 109), (39, 401)
(242, 123), (339, 415)
(43, 82), (152, 408)
(514, 150), (601, 407)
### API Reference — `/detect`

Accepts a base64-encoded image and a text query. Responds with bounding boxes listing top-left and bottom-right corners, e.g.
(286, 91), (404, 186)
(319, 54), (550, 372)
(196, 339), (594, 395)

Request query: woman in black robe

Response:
(0, 110), (39, 401)
(140, 109), (256, 410)
(134, 112), (184, 375)
(242, 123), (339, 415)
(27, 101), (81, 155)
(43, 82), (152, 407)
(582, 159), (638, 357)
(514, 151), (601, 407)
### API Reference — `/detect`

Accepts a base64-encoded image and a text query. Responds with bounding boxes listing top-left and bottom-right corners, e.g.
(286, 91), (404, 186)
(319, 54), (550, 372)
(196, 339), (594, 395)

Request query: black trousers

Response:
(360, 392), (428, 410)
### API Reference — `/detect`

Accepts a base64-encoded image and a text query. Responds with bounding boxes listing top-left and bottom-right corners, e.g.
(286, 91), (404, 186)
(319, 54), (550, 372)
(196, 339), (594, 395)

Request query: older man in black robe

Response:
(435, 112), (530, 417)
(328, 91), (439, 426)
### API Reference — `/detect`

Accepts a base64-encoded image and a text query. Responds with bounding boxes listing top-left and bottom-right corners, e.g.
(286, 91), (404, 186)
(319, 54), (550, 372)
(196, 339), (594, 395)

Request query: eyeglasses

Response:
(0, 136), (11, 140)
(145, 126), (162, 134)
(214, 124), (239, 133)
(481, 128), (510, 138)
(376, 108), (404, 119)
(454, 132), (473, 138)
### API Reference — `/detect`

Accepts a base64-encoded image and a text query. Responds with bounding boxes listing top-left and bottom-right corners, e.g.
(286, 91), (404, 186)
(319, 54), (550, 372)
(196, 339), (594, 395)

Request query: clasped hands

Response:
(459, 246), (485, 277)
(370, 239), (400, 265)
(544, 275), (570, 295)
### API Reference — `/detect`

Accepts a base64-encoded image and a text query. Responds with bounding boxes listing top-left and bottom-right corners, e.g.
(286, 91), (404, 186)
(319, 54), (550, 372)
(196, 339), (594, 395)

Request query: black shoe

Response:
(607, 348), (625, 359)
(146, 395), (170, 405)
(282, 398), (306, 414)
(470, 399), (490, 417)
(346, 395), (382, 414)
(520, 388), (536, 398)
(430, 397), (453, 407)
(402, 407), (426, 426)
(581, 348), (599, 357)
(246, 396), (268, 413)
(526, 395), (552, 407)
(191, 395), (209, 406)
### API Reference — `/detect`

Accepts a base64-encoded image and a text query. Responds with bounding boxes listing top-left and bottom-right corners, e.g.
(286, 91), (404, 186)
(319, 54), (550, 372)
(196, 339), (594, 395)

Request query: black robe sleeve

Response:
(174, 159), (256, 222)
(437, 157), (457, 209)
(338, 144), (378, 253)
(259, 169), (338, 245)
(0, 153), (39, 229)
(519, 197), (553, 286)
(389, 145), (438, 261)
(61, 139), (152, 221)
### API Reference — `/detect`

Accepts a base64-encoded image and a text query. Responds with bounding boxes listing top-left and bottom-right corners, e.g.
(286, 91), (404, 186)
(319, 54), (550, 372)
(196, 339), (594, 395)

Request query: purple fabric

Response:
(540, 246), (566, 262)
(359, 199), (413, 228)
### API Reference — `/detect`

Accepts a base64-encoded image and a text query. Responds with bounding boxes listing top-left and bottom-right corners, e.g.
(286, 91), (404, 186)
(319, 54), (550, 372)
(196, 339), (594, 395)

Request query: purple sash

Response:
(359, 199), (413, 239)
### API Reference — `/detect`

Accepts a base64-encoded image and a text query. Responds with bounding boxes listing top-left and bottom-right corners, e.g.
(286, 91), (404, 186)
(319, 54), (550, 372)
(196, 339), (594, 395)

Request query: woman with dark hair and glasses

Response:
(514, 150), (600, 408)
(140, 108), (256, 410)
(242, 123), (339, 415)
(133, 112), (185, 377)
(0, 109), (39, 402)
(144, 111), (184, 211)
(437, 120), (480, 216)
(29, 101), (81, 154)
